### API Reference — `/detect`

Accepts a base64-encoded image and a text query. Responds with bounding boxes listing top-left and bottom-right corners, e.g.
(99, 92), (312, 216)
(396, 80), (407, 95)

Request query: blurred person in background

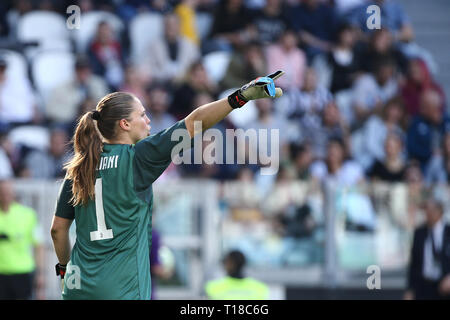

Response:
(205, 250), (269, 299)
(144, 85), (176, 134)
(327, 23), (361, 94)
(145, 13), (200, 83)
(290, 143), (313, 180)
(252, 0), (290, 45)
(220, 41), (266, 90)
(405, 197), (450, 300)
(286, 0), (338, 62)
(88, 20), (125, 90)
(357, 28), (408, 75)
(287, 67), (333, 122)
(351, 57), (399, 128)
(401, 58), (446, 120)
(367, 132), (406, 182)
(171, 61), (218, 120)
(174, 0), (200, 46)
(425, 132), (450, 186)
(304, 100), (349, 160)
(46, 55), (109, 126)
(21, 127), (71, 179)
(407, 89), (450, 170)
(265, 29), (307, 91)
(0, 56), (40, 128)
(354, 97), (405, 169)
(0, 179), (45, 299)
(204, 0), (256, 53)
(119, 64), (149, 103)
(244, 98), (289, 163)
(310, 137), (364, 187)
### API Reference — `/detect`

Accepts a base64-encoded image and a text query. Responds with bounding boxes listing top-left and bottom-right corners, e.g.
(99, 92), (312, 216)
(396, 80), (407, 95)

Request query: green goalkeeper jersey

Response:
(54, 120), (189, 300)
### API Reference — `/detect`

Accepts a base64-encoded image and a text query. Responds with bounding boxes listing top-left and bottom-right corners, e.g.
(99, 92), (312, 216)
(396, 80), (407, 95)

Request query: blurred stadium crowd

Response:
(0, 0), (449, 268)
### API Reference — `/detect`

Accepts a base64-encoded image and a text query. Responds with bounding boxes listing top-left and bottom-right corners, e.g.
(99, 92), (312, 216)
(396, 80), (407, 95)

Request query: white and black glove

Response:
(227, 70), (285, 109)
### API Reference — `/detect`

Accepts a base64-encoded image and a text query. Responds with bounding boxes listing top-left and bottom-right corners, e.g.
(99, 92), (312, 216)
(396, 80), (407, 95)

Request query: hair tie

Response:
(91, 110), (101, 121)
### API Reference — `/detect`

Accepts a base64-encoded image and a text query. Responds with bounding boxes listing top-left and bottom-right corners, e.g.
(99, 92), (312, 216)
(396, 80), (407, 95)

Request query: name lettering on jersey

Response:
(97, 155), (119, 170)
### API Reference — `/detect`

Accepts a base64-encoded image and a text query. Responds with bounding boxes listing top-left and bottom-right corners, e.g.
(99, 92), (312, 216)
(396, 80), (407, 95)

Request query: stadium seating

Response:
(16, 11), (71, 59)
(202, 51), (231, 84)
(31, 51), (75, 104)
(0, 49), (28, 82)
(8, 125), (50, 151)
(129, 12), (164, 64)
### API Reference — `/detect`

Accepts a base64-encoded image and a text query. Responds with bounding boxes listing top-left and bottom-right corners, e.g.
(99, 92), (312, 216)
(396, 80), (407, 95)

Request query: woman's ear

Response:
(118, 119), (130, 131)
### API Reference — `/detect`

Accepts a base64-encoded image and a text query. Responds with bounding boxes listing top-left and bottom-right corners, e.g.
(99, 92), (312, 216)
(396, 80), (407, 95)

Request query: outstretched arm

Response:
(184, 71), (285, 138)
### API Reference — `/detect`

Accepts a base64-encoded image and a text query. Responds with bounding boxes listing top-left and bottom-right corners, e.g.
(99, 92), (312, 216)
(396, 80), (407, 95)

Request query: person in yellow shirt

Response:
(205, 250), (269, 300)
(174, 0), (200, 46)
(0, 179), (45, 299)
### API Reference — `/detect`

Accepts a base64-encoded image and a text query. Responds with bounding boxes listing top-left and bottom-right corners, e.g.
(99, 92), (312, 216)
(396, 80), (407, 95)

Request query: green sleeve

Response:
(133, 119), (192, 190)
(54, 179), (75, 220)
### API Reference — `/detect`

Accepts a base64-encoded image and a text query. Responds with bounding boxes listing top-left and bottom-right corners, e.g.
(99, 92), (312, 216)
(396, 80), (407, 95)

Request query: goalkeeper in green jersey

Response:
(50, 71), (284, 300)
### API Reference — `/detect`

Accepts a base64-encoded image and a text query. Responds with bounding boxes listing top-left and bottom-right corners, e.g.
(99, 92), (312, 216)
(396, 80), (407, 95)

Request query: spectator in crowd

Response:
(205, 250), (269, 299)
(171, 61), (218, 120)
(405, 160), (428, 227)
(252, 0), (290, 45)
(204, 0), (256, 53)
(119, 64), (148, 103)
(174, 0), (200, 46)
(220, 41), (266, 90)
(146, 13), (200, 83)
(0, 56), (40, 128)
(425, 132), (450, 186)
(401, 58), (446, 119)
(347, 0), (414, 43)
(290, 143), (313, 180)
(405, 197), (450, 300)
(407, 89), (450, 169)
(287, 68), (333, 145)
(367, 132), (407, 182)
(310, 100), (349, 160)
(0, 179), (45, 300)
(288, 67), (333, 118)
(328, 23), (361, 94)
(351, 57), (399, 127)
(358, 28), (408, 75)
(310, 138), (364, 187)
(244, 98), (289, 165)
(88, 20), (125, 90)
(355, 97), (405, 169)
(265, 29), (307, 91)
(21, 128), (71, 179)
(144, 85), (176, 134)
(46, 55), (109, 126)
(286, 0), (338, 62)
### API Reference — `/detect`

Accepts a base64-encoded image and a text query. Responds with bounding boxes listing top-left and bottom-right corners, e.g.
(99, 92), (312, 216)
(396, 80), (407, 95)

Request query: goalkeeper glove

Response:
(55, 263), (67, 279)
(227, 70), (285, 109)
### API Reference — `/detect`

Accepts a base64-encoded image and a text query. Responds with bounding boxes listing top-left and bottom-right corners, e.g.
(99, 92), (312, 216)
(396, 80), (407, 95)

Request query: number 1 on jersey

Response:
(90, 178), (114, 241)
